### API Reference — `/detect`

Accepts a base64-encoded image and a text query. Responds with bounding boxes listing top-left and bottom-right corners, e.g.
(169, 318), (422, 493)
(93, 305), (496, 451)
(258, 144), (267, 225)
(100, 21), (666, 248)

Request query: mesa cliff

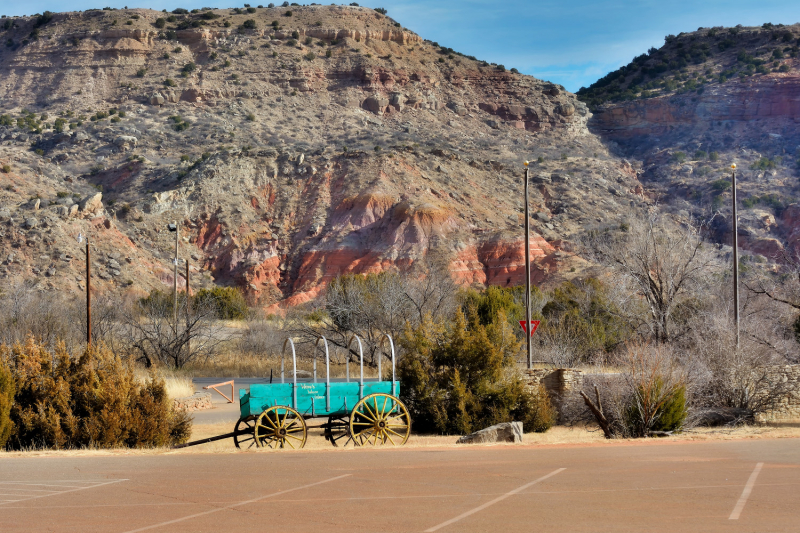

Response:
(581, 23), (800, 261)
(0, 6), (645, 307)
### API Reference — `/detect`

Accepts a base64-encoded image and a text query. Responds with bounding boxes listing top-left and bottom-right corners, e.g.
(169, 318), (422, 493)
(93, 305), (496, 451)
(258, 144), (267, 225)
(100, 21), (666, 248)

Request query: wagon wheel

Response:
(324, 415), (351, 447)
(349, 393), (411, 446)
(233, 417), (257, 450)
(254, 406), (307, 449)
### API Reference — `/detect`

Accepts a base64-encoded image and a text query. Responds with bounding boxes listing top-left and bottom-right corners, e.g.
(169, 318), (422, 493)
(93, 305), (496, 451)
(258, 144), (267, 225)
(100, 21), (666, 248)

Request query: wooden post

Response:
(86, 239), (91, 345)
(732, 164), (739, 349)
(186, 259), (190, 358)
(523, 162), (532, 370)
(173, 223), (179, 331)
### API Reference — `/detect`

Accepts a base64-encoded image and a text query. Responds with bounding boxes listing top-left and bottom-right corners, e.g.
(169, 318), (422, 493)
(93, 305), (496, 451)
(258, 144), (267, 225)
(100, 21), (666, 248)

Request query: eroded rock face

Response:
(590, 76), (800, 138)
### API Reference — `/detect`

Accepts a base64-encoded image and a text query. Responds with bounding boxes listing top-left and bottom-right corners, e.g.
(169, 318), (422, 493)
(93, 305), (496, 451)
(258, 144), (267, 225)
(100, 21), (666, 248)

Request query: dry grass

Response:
(183, 352), (384, 380)
(134, 368), (195, 399)
(4, 421), (799, 458)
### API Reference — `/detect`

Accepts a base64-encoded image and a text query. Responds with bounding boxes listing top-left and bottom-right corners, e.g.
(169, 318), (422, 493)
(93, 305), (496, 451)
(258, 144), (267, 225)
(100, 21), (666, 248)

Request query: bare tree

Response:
(586, 211), (717, 344)
(402, 252), (460, 324)
(0, 281), (82, 350)
(120, 292), (225, 368)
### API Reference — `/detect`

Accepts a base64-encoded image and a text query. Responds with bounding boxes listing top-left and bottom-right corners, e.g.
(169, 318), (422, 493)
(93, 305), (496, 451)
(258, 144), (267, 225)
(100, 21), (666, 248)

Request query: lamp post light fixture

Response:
(523, 160), (532, 370)
(77, 232), (91, 345)
(731, 163), (739, 349)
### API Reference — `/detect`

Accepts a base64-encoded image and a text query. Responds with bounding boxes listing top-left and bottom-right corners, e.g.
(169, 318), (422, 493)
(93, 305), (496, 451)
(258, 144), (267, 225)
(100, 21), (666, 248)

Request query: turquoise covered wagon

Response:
(231, 335), (411, 450)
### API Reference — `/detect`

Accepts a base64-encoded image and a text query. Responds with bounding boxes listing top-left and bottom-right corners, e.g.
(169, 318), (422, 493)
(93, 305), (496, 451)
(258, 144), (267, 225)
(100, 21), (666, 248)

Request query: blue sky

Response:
(4, 0), (800, 92)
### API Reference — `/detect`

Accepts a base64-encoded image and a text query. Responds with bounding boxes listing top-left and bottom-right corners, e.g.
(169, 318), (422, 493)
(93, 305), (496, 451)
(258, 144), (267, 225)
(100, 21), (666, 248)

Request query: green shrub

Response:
(136, 67), (147, 77)
(303, 52), (315, 60)
(398, 309), (554, 435)
(626, 379), (687, 436)
(241, 19), (257, 30)
(671, 151), (686, 163)
(194, 287), (248, 320)
(710, 178), (731, 192)
(155, 17), (166, 28)
(1, 164), (11, 174)
(2, 338), (191, 450)
(163, 78), (177, 87)
(246, 113), (256, 121)
(0, 359), (13, 449)
(325, 49), (332, 58)
(751, 156), (780, 170)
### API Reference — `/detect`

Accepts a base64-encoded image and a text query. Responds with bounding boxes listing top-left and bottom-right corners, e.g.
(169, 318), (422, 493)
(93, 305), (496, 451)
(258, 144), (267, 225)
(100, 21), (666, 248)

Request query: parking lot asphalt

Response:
(1, 437), (798, 532)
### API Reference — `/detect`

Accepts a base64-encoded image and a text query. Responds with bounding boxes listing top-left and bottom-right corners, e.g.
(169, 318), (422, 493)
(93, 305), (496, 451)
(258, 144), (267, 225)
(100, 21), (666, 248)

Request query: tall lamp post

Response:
(523, 160), (532, 370)
(78, 232), (91, 345)
(167, 222), (179, 330)
(731, 163), (739, 349)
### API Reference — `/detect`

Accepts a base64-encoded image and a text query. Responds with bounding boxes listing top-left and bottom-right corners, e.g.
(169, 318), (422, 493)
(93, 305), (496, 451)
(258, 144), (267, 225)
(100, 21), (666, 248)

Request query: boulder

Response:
(79, 192), (103, 214)
(448, 102), (467, 116)
(113, 135), (138, 148)
(558, 103), (576, 116)
(150, 92), (165, 105)
(389, 92), (406, 111)
(456, 421), (523, 444)
(363, 95), (389, 115)
(72, 131), (90, 143)
(23, 217), (38, 229)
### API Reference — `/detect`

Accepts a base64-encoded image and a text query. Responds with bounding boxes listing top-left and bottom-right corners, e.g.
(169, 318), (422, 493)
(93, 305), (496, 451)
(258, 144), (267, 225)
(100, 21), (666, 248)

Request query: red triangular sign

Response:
(519, 320), (540, 336)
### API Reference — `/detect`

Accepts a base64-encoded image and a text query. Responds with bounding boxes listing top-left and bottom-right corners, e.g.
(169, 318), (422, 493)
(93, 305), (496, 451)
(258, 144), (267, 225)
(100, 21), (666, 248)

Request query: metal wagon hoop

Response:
(281, 337), (298, 409)
(315, 335), (331, 411)
(347, 334), (364, 399)
(379, 333), (397, 397)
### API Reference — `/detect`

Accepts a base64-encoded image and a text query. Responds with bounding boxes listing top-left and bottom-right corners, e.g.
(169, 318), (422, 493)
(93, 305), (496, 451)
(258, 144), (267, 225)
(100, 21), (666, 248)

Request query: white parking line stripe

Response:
(0, 488), (69, 492)
(423, 468), (566, 532)
(0, 480), (127, 506)
(122, 474), (352, 533)
(729, 462), (764, 520)
(0, 483), (86, 488)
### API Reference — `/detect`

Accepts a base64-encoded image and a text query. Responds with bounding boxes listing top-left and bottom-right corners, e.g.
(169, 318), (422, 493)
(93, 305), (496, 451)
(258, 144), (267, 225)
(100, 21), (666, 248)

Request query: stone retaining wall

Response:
(523, 368), (583, 422)
(756, 365), (800, 421)
(525, 365), (800, 423)
(173, 392), (213, 412)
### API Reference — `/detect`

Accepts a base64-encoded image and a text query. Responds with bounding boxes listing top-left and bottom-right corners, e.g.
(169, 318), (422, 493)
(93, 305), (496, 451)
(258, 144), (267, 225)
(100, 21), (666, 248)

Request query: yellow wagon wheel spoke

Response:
(254, 406), (307, 450)
(349, 394), (411, 447)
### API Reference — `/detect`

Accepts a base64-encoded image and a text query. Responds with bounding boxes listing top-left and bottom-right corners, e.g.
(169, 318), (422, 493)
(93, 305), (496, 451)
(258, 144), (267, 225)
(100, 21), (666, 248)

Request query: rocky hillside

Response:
(0, 6), (645, 309)
(579, 23), (800, 261)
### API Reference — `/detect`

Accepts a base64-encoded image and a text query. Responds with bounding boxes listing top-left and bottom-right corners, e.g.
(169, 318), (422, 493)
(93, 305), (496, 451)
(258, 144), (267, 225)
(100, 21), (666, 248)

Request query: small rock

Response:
(23, 217), (37, 229)
(45, 268), (56, 277)
(150, 93), (166, 106)
(456, 422), (523, 444)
